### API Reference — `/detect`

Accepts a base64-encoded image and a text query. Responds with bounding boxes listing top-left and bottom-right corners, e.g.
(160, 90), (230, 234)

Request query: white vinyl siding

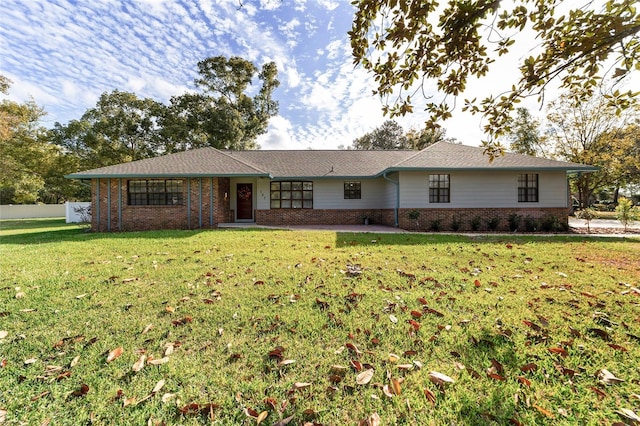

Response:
(312, 178), (394, 209)
(257, 178), (395, 209)
(399, 171), (568, 208)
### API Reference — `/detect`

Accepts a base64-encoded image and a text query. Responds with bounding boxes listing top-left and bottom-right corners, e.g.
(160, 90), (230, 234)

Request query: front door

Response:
(236, 183), (253, 220)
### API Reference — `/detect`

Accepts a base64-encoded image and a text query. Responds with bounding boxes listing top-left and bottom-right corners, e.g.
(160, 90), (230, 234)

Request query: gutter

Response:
(382, 172), (399, 227)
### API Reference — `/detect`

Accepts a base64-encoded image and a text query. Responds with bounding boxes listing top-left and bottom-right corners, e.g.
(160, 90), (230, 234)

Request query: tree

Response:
(546, 89), (638, 209)
(405, 126), (450, 150)
(506, 108), (547, 156)
(350, 0), (640, 157)
(597, 123), (640, 203)
(1, 76), (87, 203)
(51, 90), (165, 171)
(162, 56), (279, 151)
(352, 120), (409, 150)
(0, 78), (51, 203)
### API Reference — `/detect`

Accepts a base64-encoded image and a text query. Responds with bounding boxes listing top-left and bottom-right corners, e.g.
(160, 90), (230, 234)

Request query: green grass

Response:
(1, 220), (639, 425)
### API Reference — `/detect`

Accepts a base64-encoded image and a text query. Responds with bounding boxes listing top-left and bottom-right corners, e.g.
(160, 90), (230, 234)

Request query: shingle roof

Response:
(66, 142), (597, 179)
(390, 142), (597, 172)
(225, 149), (413, 178)
(66, 147), (269, 178)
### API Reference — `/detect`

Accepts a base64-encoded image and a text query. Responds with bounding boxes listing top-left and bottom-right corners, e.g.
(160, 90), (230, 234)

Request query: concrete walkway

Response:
(568, 217), (638, 230)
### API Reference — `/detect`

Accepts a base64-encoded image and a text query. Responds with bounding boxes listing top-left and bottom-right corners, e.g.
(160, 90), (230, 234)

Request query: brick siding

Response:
(91, 177), (233, 232)
(398, 207), (570, 232)
(256, 209), (396, 226)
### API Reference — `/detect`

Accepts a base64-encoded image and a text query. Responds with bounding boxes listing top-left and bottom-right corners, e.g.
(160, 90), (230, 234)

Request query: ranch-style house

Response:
(65, 141), (597, 232)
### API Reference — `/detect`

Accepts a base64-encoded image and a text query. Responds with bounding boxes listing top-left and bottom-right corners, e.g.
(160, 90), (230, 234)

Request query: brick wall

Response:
(91, 177), (232, 232)
(256, 209), (396, 226)
(398, 207), (570, 232)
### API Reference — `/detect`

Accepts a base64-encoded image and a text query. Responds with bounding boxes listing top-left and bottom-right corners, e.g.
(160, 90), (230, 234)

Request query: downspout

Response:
(118, 178), (122, 231)
(210, 177), (214, 228)
(187, 178), (191, 229)
(106, 178), (111, 232)
(95, 179), (100, 231)
(383, 172), (399, 227)
(198, 178), (203, 229)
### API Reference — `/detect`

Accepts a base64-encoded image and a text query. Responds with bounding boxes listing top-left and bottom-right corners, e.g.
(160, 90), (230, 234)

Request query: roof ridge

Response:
(217, 149), (270, 174)
(388, 140), (449, 169)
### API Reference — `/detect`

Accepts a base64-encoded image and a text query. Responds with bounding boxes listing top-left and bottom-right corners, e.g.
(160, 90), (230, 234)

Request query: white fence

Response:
(65, 202), (91, 223)
(0, 202), (91, 223)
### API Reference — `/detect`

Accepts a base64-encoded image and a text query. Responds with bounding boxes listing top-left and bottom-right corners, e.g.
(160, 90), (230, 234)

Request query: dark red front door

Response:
(236, 183), (253, 220)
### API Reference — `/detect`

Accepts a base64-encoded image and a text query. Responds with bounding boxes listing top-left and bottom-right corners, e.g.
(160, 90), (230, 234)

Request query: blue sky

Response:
(2, 0), (637, 150)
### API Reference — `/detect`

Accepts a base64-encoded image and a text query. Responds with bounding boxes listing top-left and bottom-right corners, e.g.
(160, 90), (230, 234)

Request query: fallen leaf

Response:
(428, 371), (455, 385)
(123, 397), (136, 407)
(256, 411), (268, 425)
(70, 356), (80, 368)
(389, 314), (398, 323)
(278, 359), (296, 367)
(0, 409), (6, 423)
(358, 413), (381, 426)
(0, 331), (7, 339)
(106, 347), (123, 363)
(152, 379), (165, 394)
(70, 383), (89, 398)
(520, 363), (537, 372)
(24, 358), (37, 365)
(547, 347), (568, 357)
(272, 415), (294, 426)
(533, 404), (554, 419)
(148, 357), (170, 365)
(607, 344), (628, 352)
(356, 369), (374, 385)
(598, 368), (624, 385)
(161, 393), (175, 403)
(141, 324), (154, 334)
(179, 403), (220, 416)
(588, 386), (607, 400)
(31, 391), (50, 401)
(424, 388), (436, 405)
(616, 408), (640, 423)
(345, 342), (362, 356)
(390, 378), (401, 395)
(132, 355), (146, 372)
(517, 376), (531, 387)
(292, 382), (312, 390)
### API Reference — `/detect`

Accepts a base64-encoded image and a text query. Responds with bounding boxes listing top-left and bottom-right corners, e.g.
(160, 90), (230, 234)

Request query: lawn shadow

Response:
(0, 220), (280, 246)
(334, 232), (638, 248)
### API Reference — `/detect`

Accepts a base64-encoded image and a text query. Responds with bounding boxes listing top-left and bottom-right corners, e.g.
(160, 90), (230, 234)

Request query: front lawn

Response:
(1, 221), (639, 425)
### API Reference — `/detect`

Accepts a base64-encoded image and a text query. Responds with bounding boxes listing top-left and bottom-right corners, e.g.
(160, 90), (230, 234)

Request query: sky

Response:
(1, 0), (637, 150)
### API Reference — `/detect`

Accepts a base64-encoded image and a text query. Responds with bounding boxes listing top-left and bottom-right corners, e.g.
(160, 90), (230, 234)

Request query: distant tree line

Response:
(0, 56), (279, 204)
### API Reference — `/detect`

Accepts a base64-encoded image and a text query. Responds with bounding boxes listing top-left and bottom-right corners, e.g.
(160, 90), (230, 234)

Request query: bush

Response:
(575, 208), (597, 233)
(540, 215), (564, 232)
(508, 213), (521, 232)
(470, 216), (482, 231)
(430, 219), (442, 231)
(615, 197), (639, 232)
(451, 216), (462, 232)
(524, 216), (538, 232)
(486, 217), (500, 231)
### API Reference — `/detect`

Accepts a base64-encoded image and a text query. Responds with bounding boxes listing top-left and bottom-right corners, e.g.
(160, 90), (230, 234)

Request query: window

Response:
(518, 174), (539, 202)
(270, 181), (313, 209)
(429, 174), (450, 203)
(128, 179), (183, 206)
(344, 181), (361, 199)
